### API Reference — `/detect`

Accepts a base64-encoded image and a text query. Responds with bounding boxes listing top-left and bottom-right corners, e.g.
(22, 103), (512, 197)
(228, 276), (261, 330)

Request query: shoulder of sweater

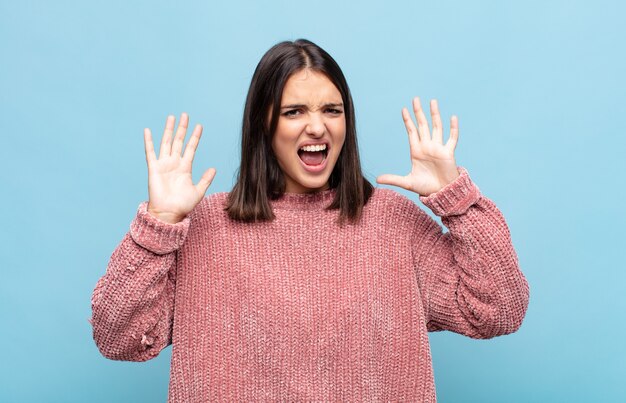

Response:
(369, 187), (433, 224)
(370, 187), (416, 211)
(203, 191), (230, 207)
(186, 192), (230, 224)
(370, 187), (410, 204)
(369, 188), (442, 241)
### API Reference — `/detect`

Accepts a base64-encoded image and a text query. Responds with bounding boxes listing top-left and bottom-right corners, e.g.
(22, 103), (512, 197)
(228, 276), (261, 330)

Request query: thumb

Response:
(376, 174), (411, 190)
(195, 168), (216, 195)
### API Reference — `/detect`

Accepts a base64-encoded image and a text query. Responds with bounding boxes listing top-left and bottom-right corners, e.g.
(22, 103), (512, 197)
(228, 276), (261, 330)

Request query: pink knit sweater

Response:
(90, 166), (529, 402)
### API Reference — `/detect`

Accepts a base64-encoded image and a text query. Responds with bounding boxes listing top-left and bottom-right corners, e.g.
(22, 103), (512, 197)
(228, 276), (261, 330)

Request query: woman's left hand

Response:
(377, 97), (460, 197)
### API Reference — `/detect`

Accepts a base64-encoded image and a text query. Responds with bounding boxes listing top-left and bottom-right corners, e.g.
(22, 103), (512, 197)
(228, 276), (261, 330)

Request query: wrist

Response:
(147, 208), (185, 224)
(438, 168), (460, 190)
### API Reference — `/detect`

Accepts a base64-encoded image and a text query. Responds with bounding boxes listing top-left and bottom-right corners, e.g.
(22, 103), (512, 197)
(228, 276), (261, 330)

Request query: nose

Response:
(305, 112), (325, 137)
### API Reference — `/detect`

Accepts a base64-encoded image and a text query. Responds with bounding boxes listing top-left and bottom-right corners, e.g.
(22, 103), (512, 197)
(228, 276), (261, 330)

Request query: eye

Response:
(282, 109), (302, 117)
(325, 108), (343, 115)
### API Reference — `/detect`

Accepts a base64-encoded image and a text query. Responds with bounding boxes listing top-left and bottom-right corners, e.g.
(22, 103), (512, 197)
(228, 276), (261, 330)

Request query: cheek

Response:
(273, 122), (301, 150)
(271, 132), (295, 167)
(333, 121), (347, 150)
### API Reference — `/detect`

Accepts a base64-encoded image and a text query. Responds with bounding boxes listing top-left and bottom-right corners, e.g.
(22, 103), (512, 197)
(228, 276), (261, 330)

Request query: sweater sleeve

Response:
(90, 201), (191, 361)
(411, 166), (530, 339)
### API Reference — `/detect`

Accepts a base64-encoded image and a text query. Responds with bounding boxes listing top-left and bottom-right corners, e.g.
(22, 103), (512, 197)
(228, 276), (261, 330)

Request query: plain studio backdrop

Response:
(1, 0), (624, 402)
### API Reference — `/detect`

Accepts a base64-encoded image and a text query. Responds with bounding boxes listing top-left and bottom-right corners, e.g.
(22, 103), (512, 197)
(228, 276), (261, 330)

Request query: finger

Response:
(446, 115), (459, 150)
(182, 124), (203, 167)
(144, 128), (157, 169)
(159, 115), (176, 159)
(430, 99), (443, 144)
(376, 174), (411, 190)
(401, 107), (420, 152)
(195, 167), (216, 195)
(171, 112), (189, 157)
(413, 97), (431, 142)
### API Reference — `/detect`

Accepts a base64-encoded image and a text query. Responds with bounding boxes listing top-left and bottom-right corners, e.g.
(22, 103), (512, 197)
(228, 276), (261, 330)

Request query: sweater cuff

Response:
(129, 201), (191, 255)
(419, 166), (481, 217)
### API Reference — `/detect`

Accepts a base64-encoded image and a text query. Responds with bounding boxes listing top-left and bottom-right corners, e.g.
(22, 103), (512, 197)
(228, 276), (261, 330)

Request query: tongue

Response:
(300, 151), (325, 166)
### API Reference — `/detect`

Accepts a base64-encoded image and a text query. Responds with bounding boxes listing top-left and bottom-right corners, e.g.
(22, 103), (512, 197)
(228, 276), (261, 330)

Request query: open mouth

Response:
(297, 143), (328, 166)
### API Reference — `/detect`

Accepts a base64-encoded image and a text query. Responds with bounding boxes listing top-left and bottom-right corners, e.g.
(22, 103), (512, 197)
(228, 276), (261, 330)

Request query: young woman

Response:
(91, 39), (530, 402)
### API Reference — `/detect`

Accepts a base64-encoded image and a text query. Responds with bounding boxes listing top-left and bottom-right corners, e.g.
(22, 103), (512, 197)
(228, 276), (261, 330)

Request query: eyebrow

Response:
(280, 103), (344, 110)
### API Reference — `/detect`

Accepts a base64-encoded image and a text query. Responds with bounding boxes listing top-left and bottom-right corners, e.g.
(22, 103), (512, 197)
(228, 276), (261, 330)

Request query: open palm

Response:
(377, 97), (460, 197)
(144, 113), (216, 224)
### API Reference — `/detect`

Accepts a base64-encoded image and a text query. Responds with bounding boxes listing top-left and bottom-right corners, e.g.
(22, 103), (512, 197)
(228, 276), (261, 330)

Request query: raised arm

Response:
(378, 97), (529, 338)
(90, 112), (215, 360)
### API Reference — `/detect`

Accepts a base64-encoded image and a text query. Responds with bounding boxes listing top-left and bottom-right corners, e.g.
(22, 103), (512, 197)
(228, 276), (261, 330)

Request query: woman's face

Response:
(271, 69), (346, 194)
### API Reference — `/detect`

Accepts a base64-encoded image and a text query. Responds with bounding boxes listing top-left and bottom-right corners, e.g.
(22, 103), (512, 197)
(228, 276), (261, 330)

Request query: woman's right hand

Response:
(143, 113), (216, 224)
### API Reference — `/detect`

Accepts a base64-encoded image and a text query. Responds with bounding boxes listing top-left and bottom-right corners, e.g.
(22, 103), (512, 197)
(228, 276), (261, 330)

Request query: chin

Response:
(296, 178), (331, 193)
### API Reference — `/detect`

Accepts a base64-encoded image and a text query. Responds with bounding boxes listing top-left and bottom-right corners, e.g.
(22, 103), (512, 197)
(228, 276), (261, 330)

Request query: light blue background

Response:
(1, 0), (624, 402)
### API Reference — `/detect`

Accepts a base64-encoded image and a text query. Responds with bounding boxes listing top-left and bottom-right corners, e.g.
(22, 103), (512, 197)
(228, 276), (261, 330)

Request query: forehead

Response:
(281, 69), (342, 105)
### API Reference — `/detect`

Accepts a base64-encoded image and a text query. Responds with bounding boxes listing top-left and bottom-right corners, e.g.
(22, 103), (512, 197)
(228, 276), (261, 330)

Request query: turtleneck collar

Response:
(270, 188), (337, 211)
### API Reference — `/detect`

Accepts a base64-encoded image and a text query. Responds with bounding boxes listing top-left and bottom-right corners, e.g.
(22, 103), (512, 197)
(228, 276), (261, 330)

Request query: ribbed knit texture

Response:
(90, 166), (530, 402)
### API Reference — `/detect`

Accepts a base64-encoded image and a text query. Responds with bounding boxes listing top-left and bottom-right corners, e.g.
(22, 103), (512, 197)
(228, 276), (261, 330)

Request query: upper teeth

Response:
(300, 144), (327, 152)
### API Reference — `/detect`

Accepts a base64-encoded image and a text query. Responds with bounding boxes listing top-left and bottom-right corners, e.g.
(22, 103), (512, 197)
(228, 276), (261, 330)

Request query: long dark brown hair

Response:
(226, 39), (373, 223)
